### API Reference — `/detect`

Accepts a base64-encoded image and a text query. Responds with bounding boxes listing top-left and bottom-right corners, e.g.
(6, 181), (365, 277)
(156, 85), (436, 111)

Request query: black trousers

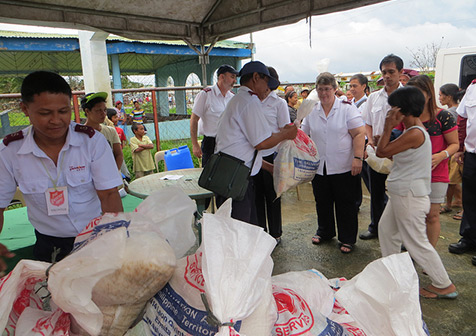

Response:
(34, 230), (75, 263)
(367, 166), (388, 234)
(216, 178), (258, 226)
(201, 136), (216, 209)
(311, 167), (359, 245)
(460, 152), (476, 246)
(355, 160), (371, 210)
(253, 154), (282, 238)
(201, 136), (216, 167)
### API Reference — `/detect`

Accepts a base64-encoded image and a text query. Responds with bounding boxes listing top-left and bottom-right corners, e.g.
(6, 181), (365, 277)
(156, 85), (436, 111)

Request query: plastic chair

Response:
(154, 150), (167, 172)
(164, 145), (194, 171)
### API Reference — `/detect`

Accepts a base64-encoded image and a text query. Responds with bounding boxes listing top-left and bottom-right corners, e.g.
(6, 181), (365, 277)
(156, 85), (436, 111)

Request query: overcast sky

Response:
(1, 0), (476, 84)
(232, 0), (476, 82)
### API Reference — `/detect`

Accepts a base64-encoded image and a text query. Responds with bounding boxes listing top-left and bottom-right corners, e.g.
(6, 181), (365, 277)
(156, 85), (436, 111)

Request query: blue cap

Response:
(239, 61), (280, 90)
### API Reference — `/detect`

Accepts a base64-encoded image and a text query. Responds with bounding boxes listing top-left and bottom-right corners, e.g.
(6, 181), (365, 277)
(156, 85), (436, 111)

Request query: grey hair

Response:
(316, 72), (337, 89)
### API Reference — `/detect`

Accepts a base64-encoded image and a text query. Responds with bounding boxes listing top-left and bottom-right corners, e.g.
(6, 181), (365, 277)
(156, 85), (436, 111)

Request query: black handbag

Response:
(198, 151), (258, 201)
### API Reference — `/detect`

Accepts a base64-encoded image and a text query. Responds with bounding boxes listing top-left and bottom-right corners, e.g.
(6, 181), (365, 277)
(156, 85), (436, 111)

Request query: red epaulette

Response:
(3, 131), (24, 146)
(203, 87), (212, 92)
(342, 100), (352, 105)
(472, 79), (476, 84)
(74, 124), (95, 138)
(248, 91), (258, 97)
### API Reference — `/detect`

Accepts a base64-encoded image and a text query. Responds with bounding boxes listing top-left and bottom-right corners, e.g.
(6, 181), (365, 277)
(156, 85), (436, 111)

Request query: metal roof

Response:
(0, 31), (251, 75)
(0, 0), (388, 45)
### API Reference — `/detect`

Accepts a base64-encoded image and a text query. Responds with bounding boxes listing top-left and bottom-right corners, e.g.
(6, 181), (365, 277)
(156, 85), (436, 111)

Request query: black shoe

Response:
(472, 256), (476, 266)
(448, 240), (475, 254)
(359, 230), (378, 240)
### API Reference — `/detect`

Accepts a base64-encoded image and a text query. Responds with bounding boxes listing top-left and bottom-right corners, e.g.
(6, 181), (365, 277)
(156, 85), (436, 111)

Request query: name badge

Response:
(45, 186), (69, 216)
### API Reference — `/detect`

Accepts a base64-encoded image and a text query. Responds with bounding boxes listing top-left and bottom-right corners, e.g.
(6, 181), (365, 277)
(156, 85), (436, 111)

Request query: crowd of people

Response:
(1, 54), (475, 302)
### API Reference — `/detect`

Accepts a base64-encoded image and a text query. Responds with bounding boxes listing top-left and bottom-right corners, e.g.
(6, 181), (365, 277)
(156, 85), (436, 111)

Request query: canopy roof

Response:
(0, 0), (387, 45)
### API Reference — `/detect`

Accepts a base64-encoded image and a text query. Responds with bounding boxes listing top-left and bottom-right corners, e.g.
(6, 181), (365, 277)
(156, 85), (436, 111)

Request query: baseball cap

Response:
(81, 92), (108, 110)
(217, 64), (239, 76)
(239, 61), (280, 90)
(301, 87), (310, 92)
(115, 100), (122, 105)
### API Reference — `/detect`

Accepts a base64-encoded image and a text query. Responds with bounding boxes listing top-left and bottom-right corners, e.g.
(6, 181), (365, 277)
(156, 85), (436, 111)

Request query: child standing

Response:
(130, 123), (155, 178)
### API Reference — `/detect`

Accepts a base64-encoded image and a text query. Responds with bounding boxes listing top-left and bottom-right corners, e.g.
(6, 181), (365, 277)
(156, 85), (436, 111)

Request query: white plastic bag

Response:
(335, 253), (426, 336)
(201, 200), (277, 335)
(274, 129), (320, 197)
(365, 145), (393, 175)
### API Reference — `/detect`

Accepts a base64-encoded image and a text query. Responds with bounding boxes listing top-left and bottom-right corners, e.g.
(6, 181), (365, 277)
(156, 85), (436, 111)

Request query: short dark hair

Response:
(379, 54), (404, 71)
(107, 108), (117, 120)
(131, 123), (142, 133)
(267, 66), (280, 90)
(21, 71), (72, 104)
(350, 74), (369, 90)
(316, 72), (337, 89)
(388, 86), (425, 117)
(240, 72), (266, 86)
(440, 83), (465, 103)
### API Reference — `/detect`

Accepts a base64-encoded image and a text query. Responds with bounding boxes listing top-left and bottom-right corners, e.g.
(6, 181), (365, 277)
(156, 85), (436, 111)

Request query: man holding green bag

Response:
(215, 61), (297, 224)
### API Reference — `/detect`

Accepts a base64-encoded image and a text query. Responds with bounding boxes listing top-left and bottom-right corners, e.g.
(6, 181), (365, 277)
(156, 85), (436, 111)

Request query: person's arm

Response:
(96, 188), (123, 213)
(455, 116), (468, 165)
(190, 113), (202, 158)
(431, 130), (459, 170)
(255, 124), (298, 150)
(349, 125), (365, 176)
(376, 107), (424, 158)
(112, 143), (123, 170)
(0, 208), (15, 273)
(365, 124), (374, 147)
(261, 160), (274, 174)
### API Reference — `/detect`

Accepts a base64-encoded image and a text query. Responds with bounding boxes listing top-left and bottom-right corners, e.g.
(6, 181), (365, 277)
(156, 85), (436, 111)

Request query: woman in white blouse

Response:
(302, 72), (365, 253)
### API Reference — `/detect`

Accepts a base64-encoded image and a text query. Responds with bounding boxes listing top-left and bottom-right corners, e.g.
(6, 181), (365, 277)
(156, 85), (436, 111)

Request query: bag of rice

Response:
(273, 129), (320, 198)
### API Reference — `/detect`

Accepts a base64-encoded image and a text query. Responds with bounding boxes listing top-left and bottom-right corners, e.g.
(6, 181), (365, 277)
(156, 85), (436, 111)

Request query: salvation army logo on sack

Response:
(273, 285), (314, 335)
(184, 252), (205, 292)
(293, 129), (318, 157)
(49, 190), (65, 206)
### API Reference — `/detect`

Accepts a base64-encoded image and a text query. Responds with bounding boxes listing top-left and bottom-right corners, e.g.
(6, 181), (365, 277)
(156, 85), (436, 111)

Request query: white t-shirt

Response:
(192, 84), (234, 137)
(362, 84), (403, 137)
(0, 122), (122, 237)
(302, 98), (364, 175)
(216, 86), (272, 176)
(457, 82), (476, 153)
(260, 91), (291, 156)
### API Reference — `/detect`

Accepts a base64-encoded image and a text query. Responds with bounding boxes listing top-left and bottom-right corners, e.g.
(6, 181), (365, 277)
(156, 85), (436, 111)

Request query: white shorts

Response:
(429, 182), (448, 204)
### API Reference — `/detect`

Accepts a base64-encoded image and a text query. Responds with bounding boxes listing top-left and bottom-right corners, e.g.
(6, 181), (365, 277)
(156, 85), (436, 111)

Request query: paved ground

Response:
(271, 182), (475, 336)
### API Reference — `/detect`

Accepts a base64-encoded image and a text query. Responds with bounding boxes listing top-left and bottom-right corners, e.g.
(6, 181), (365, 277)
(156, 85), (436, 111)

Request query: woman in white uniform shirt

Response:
(302, 72), (365, 253)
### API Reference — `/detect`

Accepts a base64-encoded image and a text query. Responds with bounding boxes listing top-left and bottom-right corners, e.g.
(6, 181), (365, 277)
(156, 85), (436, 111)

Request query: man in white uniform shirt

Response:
(359, 54), (404, 240)
(190, 64), (238, 166)
(448, 79), (476, 266)
(0, 71), (123, 271)
(215, 61), (297, 224)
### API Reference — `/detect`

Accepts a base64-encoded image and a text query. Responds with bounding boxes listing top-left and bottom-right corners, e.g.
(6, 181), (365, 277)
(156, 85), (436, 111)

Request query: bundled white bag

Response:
(273, 129), (320, 198)
(335, 253), (427, 336)
(365, 145), (393, 175)
(142, 199), (278, 336)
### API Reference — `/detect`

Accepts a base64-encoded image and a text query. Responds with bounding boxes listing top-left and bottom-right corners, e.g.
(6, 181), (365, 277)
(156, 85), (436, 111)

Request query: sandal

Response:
(453, 210), (463, 220)
(338, 242), (354, 254)
(311, 235), (322, 245)
(439, 206), (452, 214)
(420, 287), (458, 300)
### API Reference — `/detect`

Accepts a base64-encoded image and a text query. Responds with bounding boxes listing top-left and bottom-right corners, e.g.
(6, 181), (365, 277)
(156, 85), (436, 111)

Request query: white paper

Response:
(160, 174), (183, 180)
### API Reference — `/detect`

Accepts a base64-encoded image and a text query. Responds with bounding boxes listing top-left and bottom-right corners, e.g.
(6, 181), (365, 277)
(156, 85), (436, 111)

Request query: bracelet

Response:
(354, 156), (364, 161)
(443, 150), (449, 159)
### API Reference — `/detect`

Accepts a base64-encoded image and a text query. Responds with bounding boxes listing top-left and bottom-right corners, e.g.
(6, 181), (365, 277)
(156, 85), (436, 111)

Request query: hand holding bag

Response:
(199, 151), (257, 201)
